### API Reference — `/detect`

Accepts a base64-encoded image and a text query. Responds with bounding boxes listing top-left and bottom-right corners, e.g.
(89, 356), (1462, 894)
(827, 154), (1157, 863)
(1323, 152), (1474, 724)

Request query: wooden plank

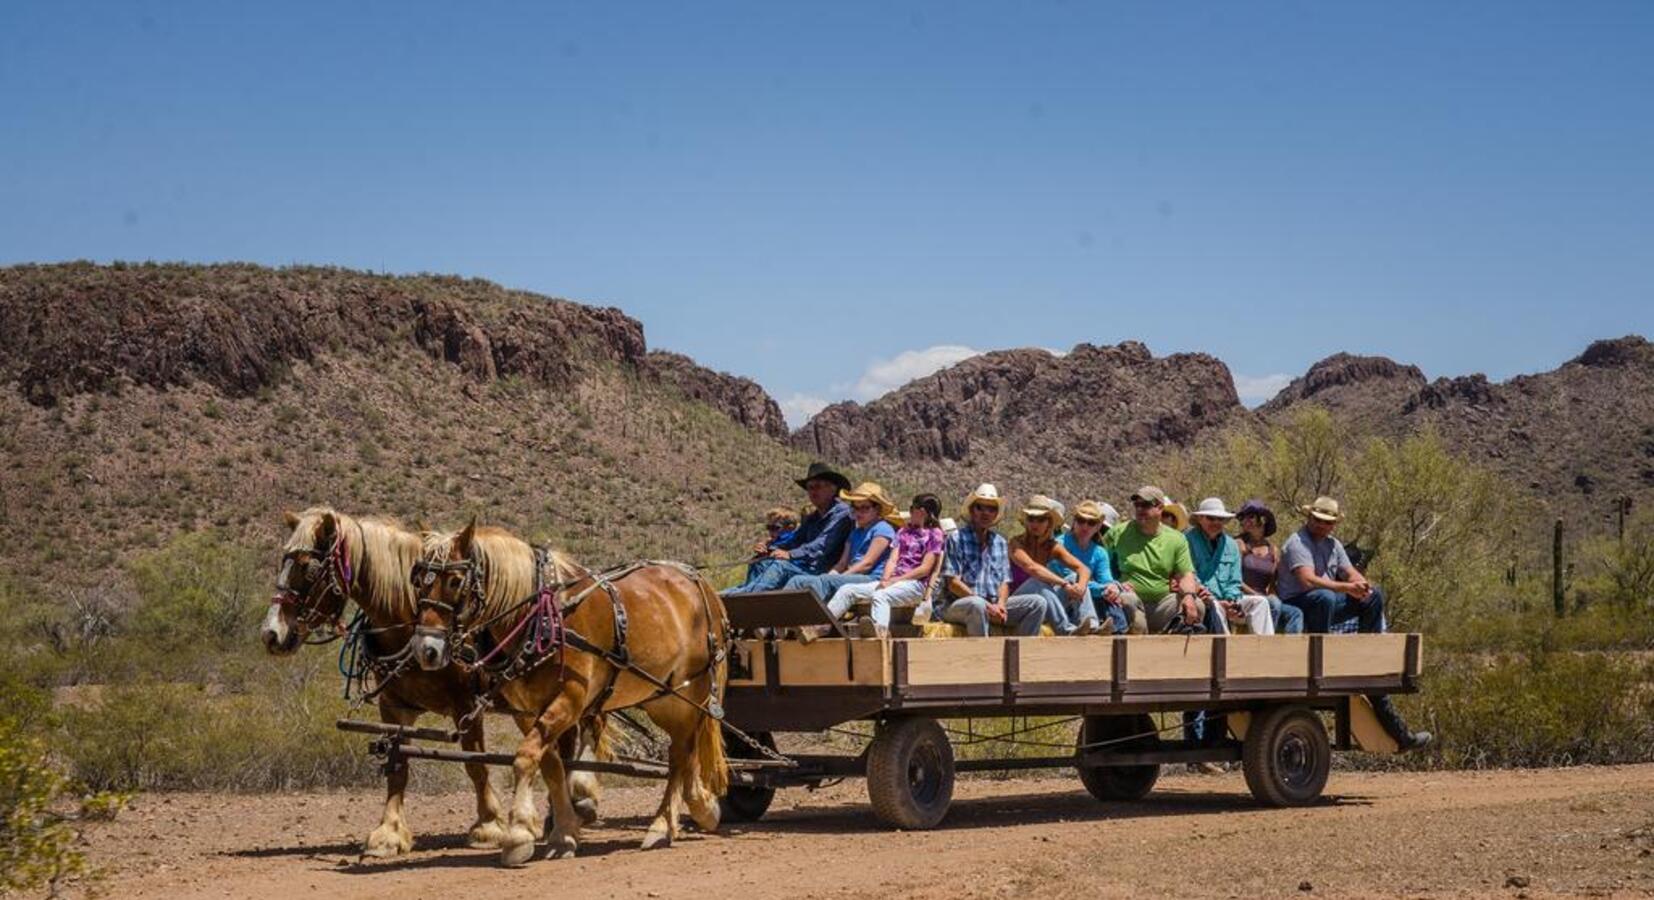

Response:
(1226, 635), (1311, 679)
(727, 640), (763, 686)
(1321, 634), (1407, 677)
(1126, 635), (1213, 681)
(904, 637), (1006, 685)
(1348, 694), (1402, 754)
(1019, 638), (1115, 683)
(777, 639), (889, 686)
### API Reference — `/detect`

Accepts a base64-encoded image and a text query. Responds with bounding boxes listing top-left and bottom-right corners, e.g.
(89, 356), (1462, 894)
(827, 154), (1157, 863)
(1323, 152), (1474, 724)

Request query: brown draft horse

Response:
(410, 522), (730, 865)
(262, 507), (600, 858)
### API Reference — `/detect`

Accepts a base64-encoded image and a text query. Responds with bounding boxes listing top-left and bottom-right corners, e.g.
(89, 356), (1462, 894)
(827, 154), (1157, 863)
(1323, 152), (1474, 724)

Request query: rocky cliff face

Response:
(792, 341), (1246, 470)
(643, 351), (789, 440)
(1266, 336), (1654, 504)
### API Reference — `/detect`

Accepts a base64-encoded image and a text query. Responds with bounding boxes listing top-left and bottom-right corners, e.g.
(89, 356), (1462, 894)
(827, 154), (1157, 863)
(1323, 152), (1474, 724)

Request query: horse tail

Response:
(695, 572), (731, 797)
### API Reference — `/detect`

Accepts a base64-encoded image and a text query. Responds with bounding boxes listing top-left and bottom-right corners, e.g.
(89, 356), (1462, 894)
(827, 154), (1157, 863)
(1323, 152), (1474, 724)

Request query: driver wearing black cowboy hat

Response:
(725, 462), (856, 595)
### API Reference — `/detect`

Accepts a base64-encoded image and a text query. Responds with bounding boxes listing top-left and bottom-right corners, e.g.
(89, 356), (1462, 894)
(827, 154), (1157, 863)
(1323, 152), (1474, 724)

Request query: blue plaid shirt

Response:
(944, 527), (1010, 600)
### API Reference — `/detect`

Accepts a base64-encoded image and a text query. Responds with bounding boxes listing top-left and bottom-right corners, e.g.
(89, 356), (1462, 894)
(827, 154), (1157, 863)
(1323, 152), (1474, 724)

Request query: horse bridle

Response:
(412, 554), (488, 649)
(271, 531), (353, 642)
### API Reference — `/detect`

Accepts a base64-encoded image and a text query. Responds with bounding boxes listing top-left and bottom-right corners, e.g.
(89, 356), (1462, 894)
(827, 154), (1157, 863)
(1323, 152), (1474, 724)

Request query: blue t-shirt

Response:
(1051, 532), (1115, 598)
(846, 520), (897, 572)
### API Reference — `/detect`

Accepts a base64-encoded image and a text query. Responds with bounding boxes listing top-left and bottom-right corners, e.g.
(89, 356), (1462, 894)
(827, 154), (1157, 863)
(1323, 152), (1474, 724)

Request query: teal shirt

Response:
(1050, 532), (1116, 599)
(1184, 527), (1243, 601)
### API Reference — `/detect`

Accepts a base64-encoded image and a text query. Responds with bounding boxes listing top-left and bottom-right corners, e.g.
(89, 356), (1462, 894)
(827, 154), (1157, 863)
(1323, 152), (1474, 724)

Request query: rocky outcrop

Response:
(1260, 353), (1426, 418)
(0, 263), (646, 406)
(791, 342), (1245, 469)
(644, 351), (789, 440)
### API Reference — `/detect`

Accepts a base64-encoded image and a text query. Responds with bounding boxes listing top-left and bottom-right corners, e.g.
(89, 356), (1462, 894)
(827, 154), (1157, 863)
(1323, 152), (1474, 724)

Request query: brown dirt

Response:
(84, 765), (1654, 899)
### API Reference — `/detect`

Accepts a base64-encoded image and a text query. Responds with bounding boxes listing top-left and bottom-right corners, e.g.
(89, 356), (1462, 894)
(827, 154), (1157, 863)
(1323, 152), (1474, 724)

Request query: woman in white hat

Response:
(1185, 497), (1275, 636)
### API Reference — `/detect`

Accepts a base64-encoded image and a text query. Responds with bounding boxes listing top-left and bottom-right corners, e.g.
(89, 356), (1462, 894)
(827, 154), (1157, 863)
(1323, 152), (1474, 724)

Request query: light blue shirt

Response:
(1050, 532), (1115, 599)
(1185, 527), (1243, 601)
(845, 520), (897, 572)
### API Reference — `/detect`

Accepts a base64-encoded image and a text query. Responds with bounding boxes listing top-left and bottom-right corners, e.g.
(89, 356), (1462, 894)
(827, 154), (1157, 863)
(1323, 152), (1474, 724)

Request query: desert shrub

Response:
(124, 531), (265, 669)
(0, 712), (87, 893)
(56, 661), (379, 792)
(1404, 650), (1654, 768)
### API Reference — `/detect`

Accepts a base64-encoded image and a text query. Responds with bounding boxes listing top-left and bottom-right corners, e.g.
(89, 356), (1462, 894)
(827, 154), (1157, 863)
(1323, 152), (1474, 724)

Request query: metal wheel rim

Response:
(1276, 725), (1318, 791)
(908, 742), (945, 805)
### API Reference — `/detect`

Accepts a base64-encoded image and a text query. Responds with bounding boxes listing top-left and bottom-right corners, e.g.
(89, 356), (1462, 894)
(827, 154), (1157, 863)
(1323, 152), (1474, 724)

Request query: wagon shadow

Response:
(741, 787), (1375, 834)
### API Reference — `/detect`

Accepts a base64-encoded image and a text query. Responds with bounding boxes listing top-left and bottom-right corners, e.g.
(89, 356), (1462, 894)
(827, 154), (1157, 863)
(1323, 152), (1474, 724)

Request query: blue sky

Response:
(4, 1), (1652, 425)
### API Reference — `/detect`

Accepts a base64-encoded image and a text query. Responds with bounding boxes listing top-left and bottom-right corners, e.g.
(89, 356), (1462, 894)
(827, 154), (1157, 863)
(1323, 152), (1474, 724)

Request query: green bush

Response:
(0, 688), (87, 893)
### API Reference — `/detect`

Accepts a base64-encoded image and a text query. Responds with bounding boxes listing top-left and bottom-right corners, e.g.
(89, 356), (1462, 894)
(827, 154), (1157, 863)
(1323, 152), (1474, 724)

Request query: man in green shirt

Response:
(1104, 486), (1205, 633)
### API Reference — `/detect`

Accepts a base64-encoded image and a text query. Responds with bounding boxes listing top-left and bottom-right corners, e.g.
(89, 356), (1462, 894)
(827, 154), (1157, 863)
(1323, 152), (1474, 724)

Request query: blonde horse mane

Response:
(287, 505), (421, 621)
(420, 527), (585, 628)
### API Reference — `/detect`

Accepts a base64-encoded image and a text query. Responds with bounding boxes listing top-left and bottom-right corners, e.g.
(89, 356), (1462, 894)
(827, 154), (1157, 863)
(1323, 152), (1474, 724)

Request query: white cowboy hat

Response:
(962, 483), (1004, 525)
(1193, 497), (1236, 520)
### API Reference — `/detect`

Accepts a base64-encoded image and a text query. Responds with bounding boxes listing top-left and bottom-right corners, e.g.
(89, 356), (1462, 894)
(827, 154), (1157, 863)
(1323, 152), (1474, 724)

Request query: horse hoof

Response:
(690, 804), (721, 834)
(543, 835), (578, 860)
(467, 819), (506, 849)
(640, 827), (673, 851)
(362, 826), (412, 858)
(500, 838), (536, 868)
(573, 797), (600, 825)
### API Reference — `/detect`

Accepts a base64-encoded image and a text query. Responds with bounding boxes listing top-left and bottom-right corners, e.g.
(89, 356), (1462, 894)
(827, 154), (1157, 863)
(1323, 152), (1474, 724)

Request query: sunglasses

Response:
(851, 503), (877, 512)
(766, 523), (786, 533)
(970, 504), (997, 514)
(1131, 500), (1157, 510)
(1073, 516), (1101, 527)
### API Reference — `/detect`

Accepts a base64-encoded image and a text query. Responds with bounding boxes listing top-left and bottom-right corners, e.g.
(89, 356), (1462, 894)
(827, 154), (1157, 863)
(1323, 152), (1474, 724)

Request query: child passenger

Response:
(808, 493), (946, 640)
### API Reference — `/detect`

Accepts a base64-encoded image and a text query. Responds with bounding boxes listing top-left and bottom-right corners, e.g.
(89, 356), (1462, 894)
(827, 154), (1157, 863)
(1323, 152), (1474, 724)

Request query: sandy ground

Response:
(80, 765), (1654, 899)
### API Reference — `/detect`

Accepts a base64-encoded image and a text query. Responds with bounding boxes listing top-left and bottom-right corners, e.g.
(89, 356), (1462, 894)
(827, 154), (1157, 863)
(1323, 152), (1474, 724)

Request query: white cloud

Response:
(1232, 372), (1293, 407)
(779, 392), (831, 428)
(851, 344), (982, 402)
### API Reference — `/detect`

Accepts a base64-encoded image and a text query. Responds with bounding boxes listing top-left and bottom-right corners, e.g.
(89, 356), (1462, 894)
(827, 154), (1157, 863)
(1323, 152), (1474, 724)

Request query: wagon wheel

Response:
(720, 728), (778, 822)
(866, 717), (954, 830)
(1077, 713), (1162, 802)
(1241, 705), (1330, 807)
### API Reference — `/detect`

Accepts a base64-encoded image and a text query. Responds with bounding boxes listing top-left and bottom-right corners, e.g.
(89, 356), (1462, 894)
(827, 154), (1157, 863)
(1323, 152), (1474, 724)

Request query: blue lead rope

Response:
(338, 610), (371, 699)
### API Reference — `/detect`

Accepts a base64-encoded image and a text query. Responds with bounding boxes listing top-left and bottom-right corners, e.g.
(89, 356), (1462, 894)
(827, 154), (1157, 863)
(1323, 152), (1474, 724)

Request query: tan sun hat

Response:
(1020, 494), (1065, 530)
(840, 482), (896, 516)
(1301, 496), (1344, 522)
(1161, 499), (1190, 532)
(1192, 497), (1236, 520)
(1072, 499), (1106, 524)
(962, 483), (1004, 525)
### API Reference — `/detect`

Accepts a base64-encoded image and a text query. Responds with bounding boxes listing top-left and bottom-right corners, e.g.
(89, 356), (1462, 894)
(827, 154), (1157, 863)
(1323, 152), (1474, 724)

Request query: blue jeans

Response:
(940, 592), (1049, 636)
(1011, 580), (1085, 635)
(1089, 586), (1132, 635)
(783, 572), (872, 602)
(1269, 595), (1305, 634)
(1283, 587), (1386, 634)
(724, 558), (811, 595)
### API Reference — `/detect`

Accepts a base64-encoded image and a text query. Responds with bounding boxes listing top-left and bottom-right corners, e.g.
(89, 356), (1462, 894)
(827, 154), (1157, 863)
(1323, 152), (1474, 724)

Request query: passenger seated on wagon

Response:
(725, 462), (854, 595)
(763, 506), (800, 547)
(1235, 499), (1304, 634)
(1278, 496), (1432, 751)
(1186, 498), (1274, 635)
(1048, 500), (1130, 636)
(809, 493), (946, 641)
(937, 484), (1045, 637)
(784, 481), (896, 603)
(1102, 486), (1204, 633)
(1007, 496), (1106, 635)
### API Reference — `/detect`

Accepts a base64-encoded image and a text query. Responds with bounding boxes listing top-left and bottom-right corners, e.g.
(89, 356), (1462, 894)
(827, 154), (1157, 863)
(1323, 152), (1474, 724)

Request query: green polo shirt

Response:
(1103, 521), (1194, 604)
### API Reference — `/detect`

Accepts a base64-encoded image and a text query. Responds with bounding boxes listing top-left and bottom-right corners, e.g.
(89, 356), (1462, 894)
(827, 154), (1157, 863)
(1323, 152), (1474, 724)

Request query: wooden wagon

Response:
(339, 588), (1422, 832)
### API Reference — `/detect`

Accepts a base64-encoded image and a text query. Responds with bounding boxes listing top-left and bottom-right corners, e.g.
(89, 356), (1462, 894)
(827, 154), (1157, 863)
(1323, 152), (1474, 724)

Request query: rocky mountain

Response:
(1264, 336), (1654, 506)
(786, 341), (1249, 512)
(643, 351), (788, 440)
(0, 262), (811, 593)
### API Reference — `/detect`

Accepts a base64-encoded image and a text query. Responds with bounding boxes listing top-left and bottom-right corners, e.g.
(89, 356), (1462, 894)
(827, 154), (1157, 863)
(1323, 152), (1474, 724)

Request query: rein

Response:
(271, 526), (356, 643)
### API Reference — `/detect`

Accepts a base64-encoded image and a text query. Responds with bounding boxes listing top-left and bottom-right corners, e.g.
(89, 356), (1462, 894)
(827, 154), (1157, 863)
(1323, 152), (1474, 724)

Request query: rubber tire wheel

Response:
(866, 718), (954, 830)
(1242, 705), (1331, 807)
(719, 729), (778, 822)
(1077, 713), (1162, 802)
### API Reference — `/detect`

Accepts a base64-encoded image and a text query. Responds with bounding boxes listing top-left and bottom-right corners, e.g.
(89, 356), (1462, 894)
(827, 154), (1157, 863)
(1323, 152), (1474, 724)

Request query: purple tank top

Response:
(1240, 541), (1277, 594)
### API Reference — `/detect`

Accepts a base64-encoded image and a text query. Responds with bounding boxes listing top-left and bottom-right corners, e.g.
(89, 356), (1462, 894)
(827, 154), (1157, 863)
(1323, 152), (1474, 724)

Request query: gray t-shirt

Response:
(1276, 527), (1353, 599)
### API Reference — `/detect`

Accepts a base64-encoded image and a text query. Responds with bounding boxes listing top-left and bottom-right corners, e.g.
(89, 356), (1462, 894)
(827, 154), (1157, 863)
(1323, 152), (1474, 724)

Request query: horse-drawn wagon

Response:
(342, 585), (1422, 833)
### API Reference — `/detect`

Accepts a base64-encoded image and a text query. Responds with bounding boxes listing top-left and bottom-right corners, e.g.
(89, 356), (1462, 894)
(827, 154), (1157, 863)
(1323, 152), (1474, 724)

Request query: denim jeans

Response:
(940, 592), (1049, 636)
(1011, 580), (1085, 635)
(724, 558), (810, 595)
(1282, 587), (1386, 634)
(1269, 595), (1305, 634)
(783, 571), (872, 603)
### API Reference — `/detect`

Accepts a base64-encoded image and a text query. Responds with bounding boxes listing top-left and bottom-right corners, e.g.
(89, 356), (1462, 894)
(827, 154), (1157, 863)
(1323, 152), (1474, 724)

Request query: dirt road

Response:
(87, 765), (1654, 899)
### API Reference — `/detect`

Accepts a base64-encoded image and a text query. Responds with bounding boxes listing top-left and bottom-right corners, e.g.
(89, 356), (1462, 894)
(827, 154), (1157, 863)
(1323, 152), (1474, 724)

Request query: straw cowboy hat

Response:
(961, 483), (1004, 525)
(796, 461), (851, 492)
(840, 481), (896, 515)
(1161, 499), (1190, 532)
(1237, 499), (1277, 537)
(1192, 497), (1237, 520)
(1020, 494), (1065, 530)
(1301, 496), (1344, 522)
(1072, 500), (1108, 526)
